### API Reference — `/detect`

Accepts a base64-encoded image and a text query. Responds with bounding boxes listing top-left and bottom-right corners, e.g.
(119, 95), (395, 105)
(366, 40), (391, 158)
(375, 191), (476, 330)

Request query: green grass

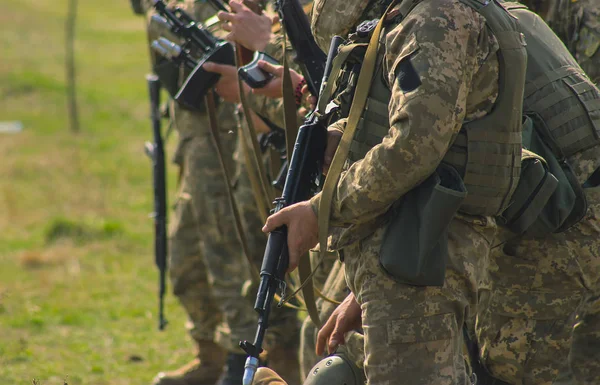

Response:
(0, 1), (194, 383)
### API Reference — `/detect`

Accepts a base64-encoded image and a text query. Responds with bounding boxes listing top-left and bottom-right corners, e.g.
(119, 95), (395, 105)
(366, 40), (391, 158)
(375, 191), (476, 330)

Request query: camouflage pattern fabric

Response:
(146, 0), (262, 353)
(520, 0), (600, 85)
(169, 103), (259, 353)
(343, 215), (496, 385)
(477, 185), (600, 385)
(306, 0), (502, 383)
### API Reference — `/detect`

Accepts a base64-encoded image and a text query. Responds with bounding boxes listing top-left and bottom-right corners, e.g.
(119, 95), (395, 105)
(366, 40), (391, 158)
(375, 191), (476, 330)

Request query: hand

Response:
(316, 293), (362, 355)
(262, 201), (318, 272)
(217, 0), (275, 52)
(323, 119), (346, 175)
(202, 62), (250, 103)
(301, 84), (317, 110)
(251, 60), (304, 99)
(248, 110), (271, 134)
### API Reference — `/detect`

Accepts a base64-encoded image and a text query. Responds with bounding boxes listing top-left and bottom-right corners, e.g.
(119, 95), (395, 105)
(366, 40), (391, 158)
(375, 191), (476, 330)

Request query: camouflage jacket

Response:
(310, 0), (500, 249)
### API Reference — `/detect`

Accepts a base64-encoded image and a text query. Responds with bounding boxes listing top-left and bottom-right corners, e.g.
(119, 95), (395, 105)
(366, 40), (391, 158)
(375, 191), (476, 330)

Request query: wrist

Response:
(294, 78), (307, 107)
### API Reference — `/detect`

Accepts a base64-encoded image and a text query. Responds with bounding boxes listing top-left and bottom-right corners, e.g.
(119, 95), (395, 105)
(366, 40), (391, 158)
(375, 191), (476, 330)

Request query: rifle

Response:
(239, 36), (344, 385)
(276, 0), (327, 97)
(144, 74), (168, 331)
(150, 0), (235, 110)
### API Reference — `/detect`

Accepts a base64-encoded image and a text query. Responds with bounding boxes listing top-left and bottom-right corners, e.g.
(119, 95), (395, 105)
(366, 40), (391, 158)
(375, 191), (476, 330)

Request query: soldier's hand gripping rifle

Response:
(144, 74), (168, 331)
(239, 36), (344, 385)
(150, 0), (235, 110)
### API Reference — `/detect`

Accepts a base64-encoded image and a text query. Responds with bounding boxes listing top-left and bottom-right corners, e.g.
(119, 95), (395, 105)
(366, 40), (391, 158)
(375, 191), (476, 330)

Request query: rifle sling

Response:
(205, 91), (260, 283)
(239, 124), (270, 222)
(317, 0), (399, 303)
(235, 48), (277, 213)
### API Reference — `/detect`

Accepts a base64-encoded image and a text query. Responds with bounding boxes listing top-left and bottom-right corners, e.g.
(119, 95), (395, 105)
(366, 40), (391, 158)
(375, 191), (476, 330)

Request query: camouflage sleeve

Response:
(311, 1), (494, 227)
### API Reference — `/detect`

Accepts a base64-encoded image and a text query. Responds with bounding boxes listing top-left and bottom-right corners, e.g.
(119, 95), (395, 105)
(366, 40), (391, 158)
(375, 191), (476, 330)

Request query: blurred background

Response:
(0, 0), (192, 383)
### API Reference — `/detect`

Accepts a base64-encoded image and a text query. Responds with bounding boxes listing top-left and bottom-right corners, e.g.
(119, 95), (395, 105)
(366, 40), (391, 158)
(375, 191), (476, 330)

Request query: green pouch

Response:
(501, 147), (559, 234)
(521, 114), (587, 235)
(379, 163), (467, 286)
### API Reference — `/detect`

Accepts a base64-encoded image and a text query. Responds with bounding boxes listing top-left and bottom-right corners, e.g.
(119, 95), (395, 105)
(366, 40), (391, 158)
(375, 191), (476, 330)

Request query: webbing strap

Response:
(236, 49), (276, 208)
(524, 65), (578, 98)
(205, 91), (259, 283)
(316, 42), (368, 114)
(238, 125), (270, 222)
(318, 0), (399, 280)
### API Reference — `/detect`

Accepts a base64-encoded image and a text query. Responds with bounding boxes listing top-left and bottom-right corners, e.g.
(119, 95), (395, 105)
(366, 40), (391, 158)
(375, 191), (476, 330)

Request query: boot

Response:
(152, 340), (227, 385)
(215, 353), (247, 385)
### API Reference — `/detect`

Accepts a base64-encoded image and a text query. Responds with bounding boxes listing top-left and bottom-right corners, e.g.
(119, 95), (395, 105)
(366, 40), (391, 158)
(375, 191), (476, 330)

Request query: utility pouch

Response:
(520, 114), (588, 236)
(379, 163), (467, 286)
(501, 117), (559, 234)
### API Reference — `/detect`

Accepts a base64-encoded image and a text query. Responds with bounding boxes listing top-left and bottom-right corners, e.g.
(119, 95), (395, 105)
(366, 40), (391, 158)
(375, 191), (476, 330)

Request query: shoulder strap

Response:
(318, 0), (399, 267)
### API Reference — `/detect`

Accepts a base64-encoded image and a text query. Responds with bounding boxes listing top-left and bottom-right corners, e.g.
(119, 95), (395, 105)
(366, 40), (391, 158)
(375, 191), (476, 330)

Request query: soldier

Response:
(471, 4), (600, 385)
(520, 0), (599, 85)
(262, 0), (518, 383)
(139, 1), (263, 384)
(203, 2), (309, 384)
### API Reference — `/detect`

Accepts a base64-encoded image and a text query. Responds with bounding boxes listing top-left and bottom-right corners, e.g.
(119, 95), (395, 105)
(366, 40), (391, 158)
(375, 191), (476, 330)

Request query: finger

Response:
(203, 62), (234, 75)
(286, 234), (300, 272)
(316, 314), (337, 356)
(257, 60), (283, 77)
(327, 317), (347, 354)
(300, 84), (309, 95)
(262, 210), (287, 233)
(225, 31), (236, 43)
(217, 11), (236, 22)
(221, 22), (233, 33)
(228, 0), (245, 12)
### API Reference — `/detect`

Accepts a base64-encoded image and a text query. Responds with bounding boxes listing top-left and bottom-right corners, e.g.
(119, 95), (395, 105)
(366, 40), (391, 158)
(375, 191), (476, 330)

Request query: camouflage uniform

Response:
(520, 0), (600, 85)
(144, 1), (260, 382)
(471, 4), (600, 384)
(308, 0), (503, 383)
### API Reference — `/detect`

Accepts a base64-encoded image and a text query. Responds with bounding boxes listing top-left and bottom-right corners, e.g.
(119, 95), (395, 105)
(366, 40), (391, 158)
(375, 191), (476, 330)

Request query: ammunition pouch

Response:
(379, 163), (466, 286)
(501, 115), (588, 236)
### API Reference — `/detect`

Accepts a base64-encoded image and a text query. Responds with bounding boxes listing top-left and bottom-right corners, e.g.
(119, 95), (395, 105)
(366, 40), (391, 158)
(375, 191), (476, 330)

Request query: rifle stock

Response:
(276, 0), (327, 97)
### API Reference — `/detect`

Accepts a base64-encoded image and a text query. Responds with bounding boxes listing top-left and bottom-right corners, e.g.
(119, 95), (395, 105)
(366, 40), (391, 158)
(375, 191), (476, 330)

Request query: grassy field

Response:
(0, 0), (194, 383)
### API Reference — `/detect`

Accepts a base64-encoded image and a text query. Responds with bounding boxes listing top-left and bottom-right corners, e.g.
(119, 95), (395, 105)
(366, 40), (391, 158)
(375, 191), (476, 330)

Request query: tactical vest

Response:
(504, 2), (600, 165)
(323, 0), (527, 217)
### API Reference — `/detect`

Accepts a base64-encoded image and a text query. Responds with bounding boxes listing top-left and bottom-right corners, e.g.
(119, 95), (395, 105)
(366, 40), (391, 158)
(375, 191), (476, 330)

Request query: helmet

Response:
(304, 352), (365, 385)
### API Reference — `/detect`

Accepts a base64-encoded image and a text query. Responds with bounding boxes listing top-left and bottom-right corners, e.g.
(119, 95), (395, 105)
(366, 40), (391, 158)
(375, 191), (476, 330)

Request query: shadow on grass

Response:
(44, 217), (124, 245)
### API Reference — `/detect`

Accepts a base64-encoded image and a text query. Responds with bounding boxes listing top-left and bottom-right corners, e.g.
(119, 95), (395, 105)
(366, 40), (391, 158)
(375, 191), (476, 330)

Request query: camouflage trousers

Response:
(299, 258), (365, 380)
(232, 129), (302, 385)
(341, 214), (497, 385)
(168, 103), (257, 353)
(476, 186), (600, 385)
